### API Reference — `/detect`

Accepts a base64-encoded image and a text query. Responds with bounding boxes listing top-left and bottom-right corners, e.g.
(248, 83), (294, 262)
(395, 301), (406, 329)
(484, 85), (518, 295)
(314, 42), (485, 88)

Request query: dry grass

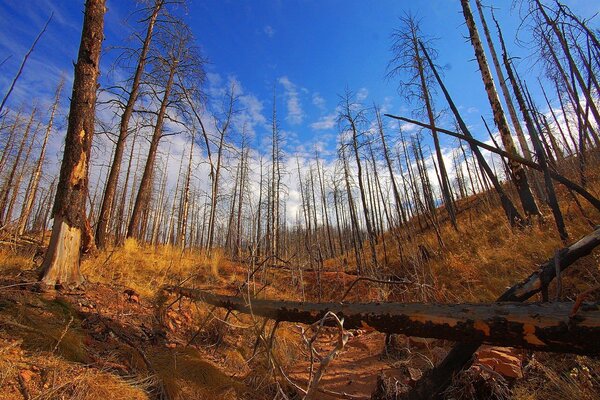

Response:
(512, 355), (600, 400)
(81, 239), (223, 298)
(0, 350), (151, 400)
(0, 296), (150, 400)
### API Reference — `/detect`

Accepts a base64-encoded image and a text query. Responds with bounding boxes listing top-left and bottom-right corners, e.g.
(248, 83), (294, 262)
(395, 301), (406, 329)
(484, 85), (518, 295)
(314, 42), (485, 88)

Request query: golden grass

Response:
(0, 348), (150, 400)
(0, 248), (32, 275)
(148, 347), (242, 400)
(0, 297), (150, 400)
(81, 241), (225, 298)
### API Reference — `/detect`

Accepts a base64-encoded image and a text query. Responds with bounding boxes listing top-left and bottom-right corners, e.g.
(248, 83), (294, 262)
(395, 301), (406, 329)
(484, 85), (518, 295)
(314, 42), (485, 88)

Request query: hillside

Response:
(1, 171), (599, 399)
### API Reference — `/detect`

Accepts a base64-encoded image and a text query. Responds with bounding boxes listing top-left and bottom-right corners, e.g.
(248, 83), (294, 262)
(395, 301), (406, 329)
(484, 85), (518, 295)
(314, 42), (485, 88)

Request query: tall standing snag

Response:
(95, 0), (164, 249)
(460, 0), (540, 219)
(40, 0), (106, 288)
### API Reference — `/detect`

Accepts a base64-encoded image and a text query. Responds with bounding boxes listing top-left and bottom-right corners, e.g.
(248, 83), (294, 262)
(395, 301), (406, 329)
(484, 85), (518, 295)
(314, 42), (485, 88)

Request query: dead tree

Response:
(164, 284), (600, 355)
(0, 107), (37, 225)
(95, 0), (165, 249)
(475, 0), (532, 160)
(0, 14), (51, 116)
(338, 91), (378, 271)
(18, 79), (64, 235)
(388, 15), (457, 230)
(208, 85), (236, 253)
(461, 0), (541, 219)
(387, 111), (600, 214)
(414, 41), (524, 226)
(40, 0), (106, 288)
(127, 19), (204, 239)
(495, 16), (568, 241)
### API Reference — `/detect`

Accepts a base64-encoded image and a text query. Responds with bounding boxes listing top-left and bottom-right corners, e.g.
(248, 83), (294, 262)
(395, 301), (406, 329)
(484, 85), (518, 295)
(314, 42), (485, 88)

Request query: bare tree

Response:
(40, 0), (106, 288)
(96, 0), (165, 248)
(127, 18), (205, 239)
(461, 0), (540, 219)
(18, 78), (64, 235)
(389, 14), (457, 229)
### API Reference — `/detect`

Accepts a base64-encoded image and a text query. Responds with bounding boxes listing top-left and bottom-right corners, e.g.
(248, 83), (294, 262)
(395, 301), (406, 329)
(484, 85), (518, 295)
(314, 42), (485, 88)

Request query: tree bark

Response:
(475, 1), (531, 160)
(40, 0), (106, 288)
(413, 41), (524, 226)
(406, 226), (600, 399)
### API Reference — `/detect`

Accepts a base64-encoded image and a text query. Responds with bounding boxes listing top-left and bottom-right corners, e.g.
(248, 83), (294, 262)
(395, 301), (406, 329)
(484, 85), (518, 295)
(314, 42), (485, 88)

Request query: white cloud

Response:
(312, 92), (326, 110)
(357, 87), (369, 101)
(310, 113), (337, 130)
(278, 76), (304, 125)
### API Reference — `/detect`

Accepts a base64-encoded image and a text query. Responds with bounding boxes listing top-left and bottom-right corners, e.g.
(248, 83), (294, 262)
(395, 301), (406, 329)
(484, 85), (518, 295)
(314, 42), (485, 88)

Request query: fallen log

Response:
(406, 226), (600, 399)
(163, 285), (600, 355)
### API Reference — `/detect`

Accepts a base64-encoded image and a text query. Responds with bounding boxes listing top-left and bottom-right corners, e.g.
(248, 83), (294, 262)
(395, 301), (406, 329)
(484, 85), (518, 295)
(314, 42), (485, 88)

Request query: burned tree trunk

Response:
(406, 226), (600, 399)
(164, 285), (600, 355)
(40, 0), (106, 288)
(95, 0), (163, 249)
(415, 41), (524, 226)
(18, 79), (64, 235)
(461, 0), (540, 219)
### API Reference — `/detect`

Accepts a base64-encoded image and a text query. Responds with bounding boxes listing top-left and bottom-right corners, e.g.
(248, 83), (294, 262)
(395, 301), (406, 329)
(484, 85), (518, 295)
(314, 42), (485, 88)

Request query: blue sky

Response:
(0, 0), (598, 158)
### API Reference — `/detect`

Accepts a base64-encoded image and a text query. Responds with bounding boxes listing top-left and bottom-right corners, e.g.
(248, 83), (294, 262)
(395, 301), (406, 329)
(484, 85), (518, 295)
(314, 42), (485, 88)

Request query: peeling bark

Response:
(40, 0), (105, 288)
(407, 226), (600, 399)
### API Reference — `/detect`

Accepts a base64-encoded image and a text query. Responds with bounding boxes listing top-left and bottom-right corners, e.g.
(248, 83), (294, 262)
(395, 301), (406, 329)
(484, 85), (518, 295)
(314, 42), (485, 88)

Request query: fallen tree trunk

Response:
(164, 285), (600, 355)
(406, 226), (600, 399)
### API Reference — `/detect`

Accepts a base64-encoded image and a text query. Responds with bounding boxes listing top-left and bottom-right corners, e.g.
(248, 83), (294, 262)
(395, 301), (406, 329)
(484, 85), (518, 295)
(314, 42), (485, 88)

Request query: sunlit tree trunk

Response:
(18, 79), (64, 235)
(41, 0), (106, 288)
(96, 0), (163, 249)
(461, 0), (540, 219)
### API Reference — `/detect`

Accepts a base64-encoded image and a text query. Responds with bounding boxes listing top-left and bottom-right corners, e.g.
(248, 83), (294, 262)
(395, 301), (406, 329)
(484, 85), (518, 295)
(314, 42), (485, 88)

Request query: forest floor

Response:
(1, 167), (600, 399)
(0, 267), (546, 400)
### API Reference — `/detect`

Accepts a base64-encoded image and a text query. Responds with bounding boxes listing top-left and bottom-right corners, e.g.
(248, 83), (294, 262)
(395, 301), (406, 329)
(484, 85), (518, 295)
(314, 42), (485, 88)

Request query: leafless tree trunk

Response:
(40, 0), (106, 288)
(0, 107), (37, 226)
(461, 0), (540, 219)
(96, 0), (164, 248)
(18, 79), (64, 235)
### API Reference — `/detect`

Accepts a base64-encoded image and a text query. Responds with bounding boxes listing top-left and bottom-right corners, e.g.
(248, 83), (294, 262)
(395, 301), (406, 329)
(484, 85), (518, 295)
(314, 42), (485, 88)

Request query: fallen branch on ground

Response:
(163, 285), (600, 355)
(406, 226), (600, 399)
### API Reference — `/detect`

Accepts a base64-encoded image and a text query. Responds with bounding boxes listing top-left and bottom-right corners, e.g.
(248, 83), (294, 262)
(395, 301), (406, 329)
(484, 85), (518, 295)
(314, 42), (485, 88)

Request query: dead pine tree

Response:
(0, 14), (52, 117)
(388, 14), (457, 230)
(461, 0), (541, 221)
(199, 83), (236, 255)
(18, 78), (64, 236)
(493, 14), (568, 240)
(338, 90), (379, 272)
(475, 0), (532, 160)
(40, 0), (106, 288)
(95, 0), (165, 249)
(270, 88), (284, 265)
(0, 106), (37, 226)
(127, 19), (205, 240)
(417, 40), (524, 227)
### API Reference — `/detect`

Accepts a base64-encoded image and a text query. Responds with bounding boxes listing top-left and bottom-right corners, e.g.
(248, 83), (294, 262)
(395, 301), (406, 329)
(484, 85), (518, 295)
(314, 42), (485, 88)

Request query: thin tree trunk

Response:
(18, 79), (64, 235)
(461, 0), (540, 218)
(96, 0), (163, 249)
(127, 58), (176, 239)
